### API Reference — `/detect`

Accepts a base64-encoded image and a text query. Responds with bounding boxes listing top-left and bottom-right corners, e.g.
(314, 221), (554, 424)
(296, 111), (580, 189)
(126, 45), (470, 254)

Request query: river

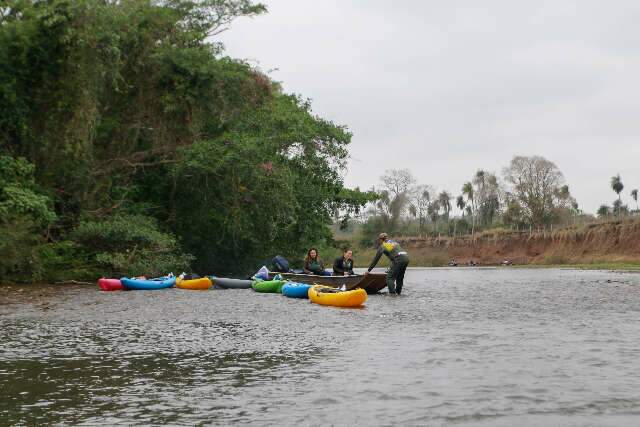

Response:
(2, 268), (640, 426)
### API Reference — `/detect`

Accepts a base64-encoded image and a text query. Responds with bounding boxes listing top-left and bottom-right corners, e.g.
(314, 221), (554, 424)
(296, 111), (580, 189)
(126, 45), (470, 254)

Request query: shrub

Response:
(72, 214), (193, 277)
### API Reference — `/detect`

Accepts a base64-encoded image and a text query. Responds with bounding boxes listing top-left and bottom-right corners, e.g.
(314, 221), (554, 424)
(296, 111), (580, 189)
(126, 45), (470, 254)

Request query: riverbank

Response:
(350, 218), (640, 270)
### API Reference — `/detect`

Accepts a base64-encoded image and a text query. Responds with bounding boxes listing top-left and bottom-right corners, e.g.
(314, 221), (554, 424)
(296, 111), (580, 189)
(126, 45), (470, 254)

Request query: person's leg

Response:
(386, 263), (397, 294)
(395, 260), (409, 295)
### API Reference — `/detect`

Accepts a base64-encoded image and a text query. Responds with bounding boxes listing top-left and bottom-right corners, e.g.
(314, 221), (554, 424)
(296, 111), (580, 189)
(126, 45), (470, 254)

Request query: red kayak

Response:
(98, 278), (123, 291)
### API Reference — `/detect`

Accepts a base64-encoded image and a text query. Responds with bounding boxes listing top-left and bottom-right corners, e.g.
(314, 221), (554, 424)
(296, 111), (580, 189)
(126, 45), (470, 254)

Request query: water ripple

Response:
(2, 268), (640, 425)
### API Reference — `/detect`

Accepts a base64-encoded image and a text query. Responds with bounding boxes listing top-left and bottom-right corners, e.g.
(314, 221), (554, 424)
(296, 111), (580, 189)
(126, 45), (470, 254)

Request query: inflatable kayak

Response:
(212, 277), (253, 289)
(251, 280), (286, 293)
(308, 285), (367, 307)
(176, 276), (212, 290)
(121, 277), (176, 290)
(98, 278), (123, 291)
(281, 282), (312, 299)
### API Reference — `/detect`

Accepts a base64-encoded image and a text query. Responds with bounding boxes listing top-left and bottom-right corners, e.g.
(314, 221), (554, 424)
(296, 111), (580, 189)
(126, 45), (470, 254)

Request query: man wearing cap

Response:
(365, 233), (410, 295)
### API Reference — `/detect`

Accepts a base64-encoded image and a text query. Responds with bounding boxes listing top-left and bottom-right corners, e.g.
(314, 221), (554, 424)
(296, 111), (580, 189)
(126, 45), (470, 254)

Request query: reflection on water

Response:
(2, 268), (640, 425)
(1, 352), (318, 425)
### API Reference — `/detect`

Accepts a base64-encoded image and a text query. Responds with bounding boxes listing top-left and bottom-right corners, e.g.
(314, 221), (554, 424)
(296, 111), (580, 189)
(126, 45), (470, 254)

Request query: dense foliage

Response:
(0, 0), (372, 282)
(0, 155), (55, 279)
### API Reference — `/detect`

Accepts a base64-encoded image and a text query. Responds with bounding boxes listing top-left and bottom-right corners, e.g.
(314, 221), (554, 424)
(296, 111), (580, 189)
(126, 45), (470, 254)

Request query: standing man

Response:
(365, 233), (410, 295)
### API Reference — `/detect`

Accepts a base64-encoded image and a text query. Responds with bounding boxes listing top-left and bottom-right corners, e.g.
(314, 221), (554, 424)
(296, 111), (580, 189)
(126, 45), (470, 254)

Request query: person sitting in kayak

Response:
(333, 249), (355, 276)
(365, 233), (410, 295)
(304, 248), (327, 275)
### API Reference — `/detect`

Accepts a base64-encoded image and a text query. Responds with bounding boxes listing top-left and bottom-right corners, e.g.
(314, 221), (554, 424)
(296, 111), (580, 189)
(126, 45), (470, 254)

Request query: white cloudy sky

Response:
(220, 0), (640, 213)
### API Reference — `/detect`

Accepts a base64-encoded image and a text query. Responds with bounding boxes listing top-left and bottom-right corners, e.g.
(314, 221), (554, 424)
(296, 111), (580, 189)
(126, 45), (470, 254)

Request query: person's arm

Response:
(303, 260), (312, 274)
(367, 247), (384, 272)
(348, 260), (354, 275)
(333, 257), (344, 274)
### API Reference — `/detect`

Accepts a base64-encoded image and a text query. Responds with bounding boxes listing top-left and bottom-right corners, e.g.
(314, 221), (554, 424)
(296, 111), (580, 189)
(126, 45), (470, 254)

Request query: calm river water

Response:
(2, 268), (640, 426)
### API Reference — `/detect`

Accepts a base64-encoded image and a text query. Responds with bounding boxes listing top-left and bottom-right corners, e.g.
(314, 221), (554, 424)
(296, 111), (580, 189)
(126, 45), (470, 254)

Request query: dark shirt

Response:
(333, 256), (354, 275)
(304, 258), (325, 275)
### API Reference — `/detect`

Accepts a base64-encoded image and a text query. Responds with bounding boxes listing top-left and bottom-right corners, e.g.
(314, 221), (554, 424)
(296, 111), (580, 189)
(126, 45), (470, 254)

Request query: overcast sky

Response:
(220, 0), (640, 214)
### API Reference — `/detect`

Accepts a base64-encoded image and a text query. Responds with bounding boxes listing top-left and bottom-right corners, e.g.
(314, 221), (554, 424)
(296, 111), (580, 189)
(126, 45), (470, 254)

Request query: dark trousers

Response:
(387, 256), (409, 294)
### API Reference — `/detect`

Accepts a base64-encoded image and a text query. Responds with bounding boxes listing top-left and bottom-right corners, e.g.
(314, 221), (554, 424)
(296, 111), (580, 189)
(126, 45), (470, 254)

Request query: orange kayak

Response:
(308, 285), (367, 307)
(176, 276), (212, 290)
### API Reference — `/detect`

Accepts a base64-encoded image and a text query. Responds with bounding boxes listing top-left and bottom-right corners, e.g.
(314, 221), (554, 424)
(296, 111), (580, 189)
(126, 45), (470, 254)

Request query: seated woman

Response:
(333, 250), (355, 276)
(303, 248), (327, 275)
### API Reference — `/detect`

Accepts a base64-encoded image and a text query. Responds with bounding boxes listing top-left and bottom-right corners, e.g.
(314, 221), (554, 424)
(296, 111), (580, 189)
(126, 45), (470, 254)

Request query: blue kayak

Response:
(121, 277), (176, 290)
(281, 282), (312, 299)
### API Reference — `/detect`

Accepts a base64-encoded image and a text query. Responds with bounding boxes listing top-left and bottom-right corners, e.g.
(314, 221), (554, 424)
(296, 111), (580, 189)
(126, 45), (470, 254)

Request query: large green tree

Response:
(503, 156), (571, 228)
(171, 94), (359, 274)
(0, 0), (369, 281)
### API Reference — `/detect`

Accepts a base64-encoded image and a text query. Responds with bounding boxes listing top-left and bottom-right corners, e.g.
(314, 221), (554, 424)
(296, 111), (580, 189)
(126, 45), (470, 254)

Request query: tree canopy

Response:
(503, 156), (572, 228)
(0, 0), (371, 281)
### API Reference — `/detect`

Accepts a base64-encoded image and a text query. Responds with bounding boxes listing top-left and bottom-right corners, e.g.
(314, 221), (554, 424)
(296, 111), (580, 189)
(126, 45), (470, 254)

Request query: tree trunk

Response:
(619, 194), (622, 218)
(471, 201), (476, 238)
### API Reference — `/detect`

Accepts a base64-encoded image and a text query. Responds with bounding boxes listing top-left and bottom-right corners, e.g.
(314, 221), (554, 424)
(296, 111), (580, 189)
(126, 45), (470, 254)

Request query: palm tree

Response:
(611, 174), (624, 217)
(438, 191), (452, 235)
(597, 204), (610, 219)
(453, 195), (465, 237)
(475, 170), (486, 190)
(428, 200), (440, 234)
(631, 189), (638, 213)
(462, 182), (475, 236)
(612, 199), (627, 217)
(456, 195), (466, 216)
(438, 191), (451, 218)
(571, 201), (580, 225)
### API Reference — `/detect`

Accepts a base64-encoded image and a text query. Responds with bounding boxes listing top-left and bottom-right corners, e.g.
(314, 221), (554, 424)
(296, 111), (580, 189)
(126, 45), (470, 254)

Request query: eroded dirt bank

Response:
(396, 219), (640, 266)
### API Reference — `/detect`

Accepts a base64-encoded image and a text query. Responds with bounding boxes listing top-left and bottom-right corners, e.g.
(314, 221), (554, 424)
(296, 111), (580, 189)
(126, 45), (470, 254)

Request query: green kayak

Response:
(252, 280), (286, 293)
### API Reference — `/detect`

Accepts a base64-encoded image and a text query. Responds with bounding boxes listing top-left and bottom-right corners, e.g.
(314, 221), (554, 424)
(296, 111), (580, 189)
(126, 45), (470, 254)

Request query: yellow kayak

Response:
(308, 285), (367, 308)
(176, 276), (212, 290)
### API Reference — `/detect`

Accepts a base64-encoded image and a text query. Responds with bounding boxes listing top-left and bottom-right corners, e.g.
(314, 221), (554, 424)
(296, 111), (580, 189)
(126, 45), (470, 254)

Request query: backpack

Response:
(254, 266), (269, 280)
(272, 255), (290, 273)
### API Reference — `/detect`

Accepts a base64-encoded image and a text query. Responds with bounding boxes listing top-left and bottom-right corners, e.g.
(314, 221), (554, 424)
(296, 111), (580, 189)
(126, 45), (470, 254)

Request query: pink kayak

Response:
(98, 278), (123, 291)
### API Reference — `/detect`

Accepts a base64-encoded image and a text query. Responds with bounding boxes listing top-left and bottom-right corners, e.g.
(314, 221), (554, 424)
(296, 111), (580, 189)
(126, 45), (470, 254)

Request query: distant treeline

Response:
(348, 156), (639, 244)
(0, 0), (375, 282)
